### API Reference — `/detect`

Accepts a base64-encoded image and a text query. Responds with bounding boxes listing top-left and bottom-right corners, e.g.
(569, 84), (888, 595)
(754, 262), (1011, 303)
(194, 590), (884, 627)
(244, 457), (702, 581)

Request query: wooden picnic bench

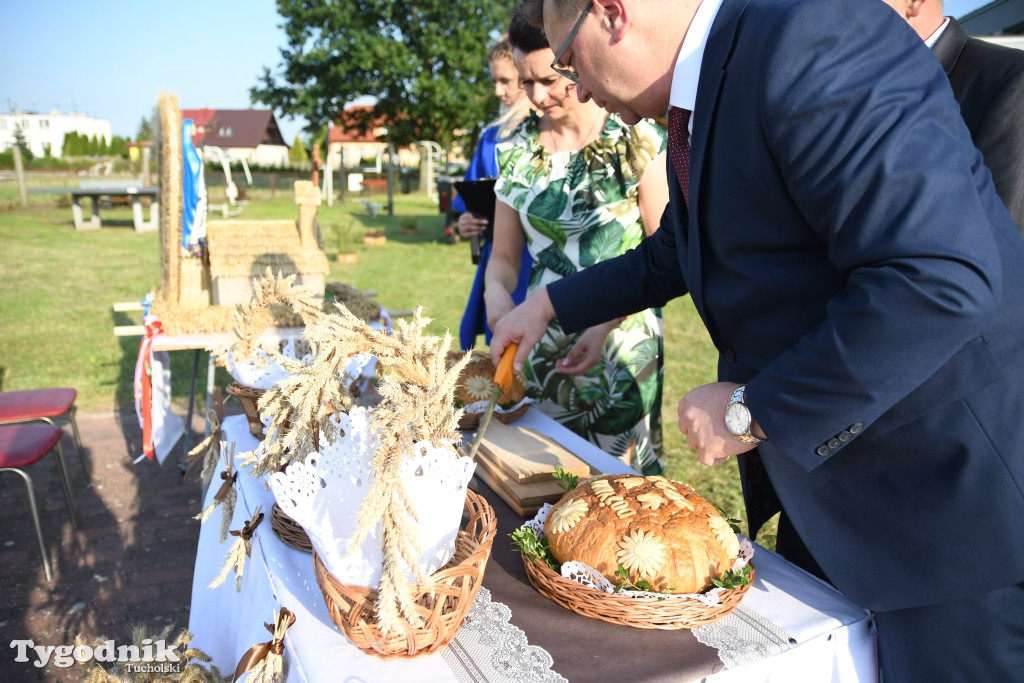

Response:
(30, 180), (159, 232)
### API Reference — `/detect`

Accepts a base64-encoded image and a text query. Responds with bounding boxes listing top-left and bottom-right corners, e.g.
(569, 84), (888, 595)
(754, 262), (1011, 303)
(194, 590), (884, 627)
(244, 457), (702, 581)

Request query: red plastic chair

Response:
(0, 388), (87, 478)
(0, 423), (79, 582)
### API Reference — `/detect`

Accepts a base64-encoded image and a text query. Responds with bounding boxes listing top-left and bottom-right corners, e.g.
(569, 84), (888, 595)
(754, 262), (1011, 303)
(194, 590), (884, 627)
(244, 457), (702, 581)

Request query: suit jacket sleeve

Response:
(731, 3), (1006, 468)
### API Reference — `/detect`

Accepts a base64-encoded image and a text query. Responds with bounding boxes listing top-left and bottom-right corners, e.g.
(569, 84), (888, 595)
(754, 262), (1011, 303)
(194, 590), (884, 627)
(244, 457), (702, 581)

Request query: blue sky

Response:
(0, 0), (997, 142)
(1, 0), (308, 140)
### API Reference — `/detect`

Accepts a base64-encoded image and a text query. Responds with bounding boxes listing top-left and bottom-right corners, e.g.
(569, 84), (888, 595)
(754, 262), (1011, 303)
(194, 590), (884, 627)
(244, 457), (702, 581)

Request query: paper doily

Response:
(268, 407), (476, 589)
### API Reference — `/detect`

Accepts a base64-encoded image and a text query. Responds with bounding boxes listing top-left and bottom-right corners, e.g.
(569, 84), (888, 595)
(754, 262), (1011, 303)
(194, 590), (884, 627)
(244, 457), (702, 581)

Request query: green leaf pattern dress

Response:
(495, 112), (666, 474)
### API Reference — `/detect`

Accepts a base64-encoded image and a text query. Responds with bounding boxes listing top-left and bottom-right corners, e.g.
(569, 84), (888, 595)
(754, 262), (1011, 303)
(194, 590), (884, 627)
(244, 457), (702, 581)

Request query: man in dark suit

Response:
(493, 0), (1024, 679)
(884, 0), (1024, 230)
(763, 0), (1024, 586)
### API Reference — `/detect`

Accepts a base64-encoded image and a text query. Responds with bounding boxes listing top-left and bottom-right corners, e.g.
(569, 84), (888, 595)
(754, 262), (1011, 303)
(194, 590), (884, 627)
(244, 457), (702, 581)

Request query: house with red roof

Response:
(327, 104), (420, 170)
(181, 108), (290, 167)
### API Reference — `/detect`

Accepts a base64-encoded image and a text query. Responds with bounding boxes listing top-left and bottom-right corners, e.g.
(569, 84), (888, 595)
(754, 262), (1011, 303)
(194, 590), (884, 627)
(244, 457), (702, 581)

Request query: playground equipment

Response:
(202, 145), (252, 217)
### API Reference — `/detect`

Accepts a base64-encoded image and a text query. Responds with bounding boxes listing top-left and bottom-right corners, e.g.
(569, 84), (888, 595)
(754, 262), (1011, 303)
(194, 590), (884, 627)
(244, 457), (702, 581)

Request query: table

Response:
(188, 412), (877, 682)
(129, 328), (303, 467)
(29, 185), (159, 231)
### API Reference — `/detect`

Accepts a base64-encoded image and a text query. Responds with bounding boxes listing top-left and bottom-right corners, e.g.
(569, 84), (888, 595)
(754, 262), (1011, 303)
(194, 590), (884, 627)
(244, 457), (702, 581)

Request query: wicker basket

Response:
(271, 503), (312, 553)
(313, 488), (497, 658)
(522, 555), (754, 629)
(225, 382), (267, 439)
(457, 401), (530, 430)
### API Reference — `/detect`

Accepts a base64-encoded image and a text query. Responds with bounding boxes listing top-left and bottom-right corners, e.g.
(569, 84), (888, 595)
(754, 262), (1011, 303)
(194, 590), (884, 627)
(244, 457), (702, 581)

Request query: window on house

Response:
(219, 126), (233, 136)
(40, 119), (49, 129)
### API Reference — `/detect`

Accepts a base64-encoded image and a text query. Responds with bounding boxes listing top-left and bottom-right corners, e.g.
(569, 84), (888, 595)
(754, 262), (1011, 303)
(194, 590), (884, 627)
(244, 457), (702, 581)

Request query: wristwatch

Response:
(725, 385), (763, 444)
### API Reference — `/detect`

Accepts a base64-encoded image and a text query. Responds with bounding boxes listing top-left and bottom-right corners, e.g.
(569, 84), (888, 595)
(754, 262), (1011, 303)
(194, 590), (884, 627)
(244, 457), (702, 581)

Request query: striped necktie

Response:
(667, 106), (692, 206)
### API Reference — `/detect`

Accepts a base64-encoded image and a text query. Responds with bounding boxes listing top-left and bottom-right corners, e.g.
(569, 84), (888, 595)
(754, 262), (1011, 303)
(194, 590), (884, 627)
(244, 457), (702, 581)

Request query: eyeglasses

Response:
(550, 3), (591, 83)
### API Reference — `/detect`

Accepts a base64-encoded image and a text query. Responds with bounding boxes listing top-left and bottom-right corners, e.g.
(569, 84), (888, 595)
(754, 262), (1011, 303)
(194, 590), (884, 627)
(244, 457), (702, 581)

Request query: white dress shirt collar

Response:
(924, 17), (951, 49)
(669, 0), (726, 112)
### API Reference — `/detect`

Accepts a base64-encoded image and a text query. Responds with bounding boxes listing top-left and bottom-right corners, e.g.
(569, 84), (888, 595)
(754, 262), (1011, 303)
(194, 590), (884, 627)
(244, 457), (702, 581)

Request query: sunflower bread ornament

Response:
(544, 474), (739, 594)
(450, 351), (526, 406)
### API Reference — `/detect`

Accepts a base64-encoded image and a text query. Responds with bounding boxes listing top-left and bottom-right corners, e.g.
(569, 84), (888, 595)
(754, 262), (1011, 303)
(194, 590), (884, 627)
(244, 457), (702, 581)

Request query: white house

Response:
(0, 109), (111, 158)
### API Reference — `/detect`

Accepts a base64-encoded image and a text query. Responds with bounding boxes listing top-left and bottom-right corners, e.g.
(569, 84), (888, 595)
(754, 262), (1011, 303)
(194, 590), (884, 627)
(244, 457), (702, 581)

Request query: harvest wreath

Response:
(512, 472), (754, 629)
(212, 274), (496, 653)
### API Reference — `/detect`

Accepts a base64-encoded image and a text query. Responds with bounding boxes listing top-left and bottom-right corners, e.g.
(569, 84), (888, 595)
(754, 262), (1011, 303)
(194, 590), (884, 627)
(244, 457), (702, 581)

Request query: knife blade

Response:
(466, 342), (518, 461)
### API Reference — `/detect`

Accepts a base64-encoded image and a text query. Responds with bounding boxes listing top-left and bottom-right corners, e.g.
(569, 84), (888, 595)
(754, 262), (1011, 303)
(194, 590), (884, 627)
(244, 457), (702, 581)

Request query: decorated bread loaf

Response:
(449, 351), (526, 406)
(544, 474), (739, 594)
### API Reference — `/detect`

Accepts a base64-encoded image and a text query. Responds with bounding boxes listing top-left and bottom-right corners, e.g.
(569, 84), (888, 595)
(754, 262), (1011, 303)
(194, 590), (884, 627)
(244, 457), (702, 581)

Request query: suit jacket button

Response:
(828, 438), (841, 449)
(723, 348), (736, 362)
(817, 444), (831, 456)
(849, 423), (864, 434)
(838, 430), (852, 441)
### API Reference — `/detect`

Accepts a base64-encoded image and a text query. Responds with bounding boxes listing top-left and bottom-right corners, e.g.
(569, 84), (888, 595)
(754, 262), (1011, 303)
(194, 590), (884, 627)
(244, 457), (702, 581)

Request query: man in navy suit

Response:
(885, 0), (1024, 231)
(493, 0), (1024, 679)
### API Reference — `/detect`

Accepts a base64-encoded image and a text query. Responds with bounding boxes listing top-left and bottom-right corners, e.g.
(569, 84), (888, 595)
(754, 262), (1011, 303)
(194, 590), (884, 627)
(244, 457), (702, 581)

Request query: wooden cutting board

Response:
(472, 453), (568, 517)
(477, 420), (592, 484)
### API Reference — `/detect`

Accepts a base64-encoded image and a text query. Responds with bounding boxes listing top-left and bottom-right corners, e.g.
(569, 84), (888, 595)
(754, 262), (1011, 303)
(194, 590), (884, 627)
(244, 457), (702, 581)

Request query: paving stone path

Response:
(0, 406), (228, 682)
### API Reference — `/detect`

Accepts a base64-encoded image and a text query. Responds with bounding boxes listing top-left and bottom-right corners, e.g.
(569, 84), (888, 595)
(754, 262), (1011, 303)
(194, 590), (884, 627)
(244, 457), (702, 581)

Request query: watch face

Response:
(725, 402), (751, 436)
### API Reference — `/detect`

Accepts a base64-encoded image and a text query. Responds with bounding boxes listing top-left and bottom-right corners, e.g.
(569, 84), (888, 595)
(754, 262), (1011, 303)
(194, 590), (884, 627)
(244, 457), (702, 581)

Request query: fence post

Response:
(387, 142), (396, 216)
(13, 144), (28, 207)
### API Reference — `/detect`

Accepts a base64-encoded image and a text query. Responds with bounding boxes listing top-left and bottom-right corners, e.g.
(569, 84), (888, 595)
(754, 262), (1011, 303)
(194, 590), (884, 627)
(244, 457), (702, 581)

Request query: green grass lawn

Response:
(0, 177), (774, 544)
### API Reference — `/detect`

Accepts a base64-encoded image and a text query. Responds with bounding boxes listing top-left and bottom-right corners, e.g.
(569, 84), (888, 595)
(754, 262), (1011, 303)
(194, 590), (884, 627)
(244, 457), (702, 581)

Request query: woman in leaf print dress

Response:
(484, 15), (669, 474)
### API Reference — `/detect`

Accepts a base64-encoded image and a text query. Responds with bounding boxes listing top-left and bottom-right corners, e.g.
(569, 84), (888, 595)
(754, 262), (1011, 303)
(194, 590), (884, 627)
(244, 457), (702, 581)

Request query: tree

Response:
(13, 124), (33, 162)
(251, 0), (517, 153)
(109, 136), (128, 157)
(289, 132), (309, 163)
(136, 115), (154, 142)
(62, 131), (77, 157)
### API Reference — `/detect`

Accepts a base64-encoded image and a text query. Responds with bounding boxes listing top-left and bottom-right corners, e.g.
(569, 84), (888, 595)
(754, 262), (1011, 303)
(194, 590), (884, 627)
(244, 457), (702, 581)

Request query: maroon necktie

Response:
(667, 106), (692, 206)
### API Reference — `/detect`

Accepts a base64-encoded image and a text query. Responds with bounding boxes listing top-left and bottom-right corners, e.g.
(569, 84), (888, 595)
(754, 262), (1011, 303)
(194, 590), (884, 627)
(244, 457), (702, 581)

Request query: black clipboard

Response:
(453, 177), (497, 225)
(454, 178), (497, 264)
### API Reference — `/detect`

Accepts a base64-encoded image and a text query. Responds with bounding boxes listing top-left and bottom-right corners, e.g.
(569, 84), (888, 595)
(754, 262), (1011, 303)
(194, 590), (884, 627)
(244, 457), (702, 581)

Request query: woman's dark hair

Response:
(508, 10), (550, 53)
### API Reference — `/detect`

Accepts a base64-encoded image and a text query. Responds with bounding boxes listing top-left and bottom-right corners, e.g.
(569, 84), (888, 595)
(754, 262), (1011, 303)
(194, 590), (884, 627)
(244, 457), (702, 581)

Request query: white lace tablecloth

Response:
(188, 413), (876, 682)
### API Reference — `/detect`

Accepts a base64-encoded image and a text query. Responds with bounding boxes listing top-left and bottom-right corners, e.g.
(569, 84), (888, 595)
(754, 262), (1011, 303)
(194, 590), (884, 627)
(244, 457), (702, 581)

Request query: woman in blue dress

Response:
(452, 35), (535, 350)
